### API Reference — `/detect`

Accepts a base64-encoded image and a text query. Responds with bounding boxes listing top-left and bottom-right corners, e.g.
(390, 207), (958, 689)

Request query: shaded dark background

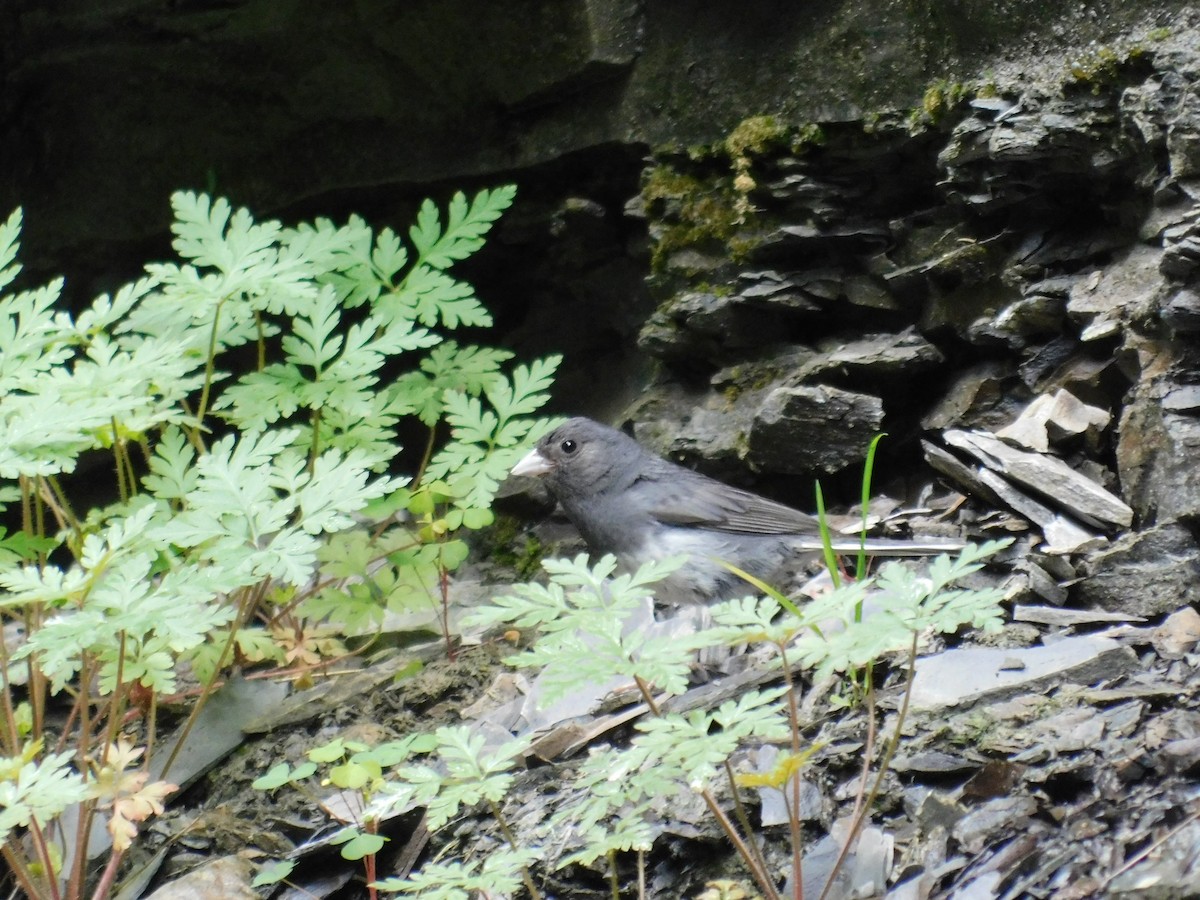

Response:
(0, 0), (1180, 418)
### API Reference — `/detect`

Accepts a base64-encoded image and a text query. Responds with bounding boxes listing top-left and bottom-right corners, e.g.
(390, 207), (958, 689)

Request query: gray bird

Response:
(511, 417), (962, 605)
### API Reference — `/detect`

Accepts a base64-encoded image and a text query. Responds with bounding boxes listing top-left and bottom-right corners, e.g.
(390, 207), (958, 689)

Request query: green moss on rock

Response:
(484, 514), (546, 581)
(791, 123), (827, 154)
(723, 114), (790, 159)
(643, 164), (745, 272)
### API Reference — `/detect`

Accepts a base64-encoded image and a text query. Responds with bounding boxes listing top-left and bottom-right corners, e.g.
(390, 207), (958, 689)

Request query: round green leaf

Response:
(339, 832), (387, 860)
(252, 763), (292, 791)
(252, 860), (295, 886)
(330, 761), (370, 790)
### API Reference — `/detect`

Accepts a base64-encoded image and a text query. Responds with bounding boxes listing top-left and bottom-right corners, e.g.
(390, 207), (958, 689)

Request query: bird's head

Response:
(511, 417), (640, 499)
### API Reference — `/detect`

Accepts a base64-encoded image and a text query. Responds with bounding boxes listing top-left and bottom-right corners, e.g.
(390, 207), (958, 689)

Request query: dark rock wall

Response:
(627, 20), (1200, 540)
(2, 0), (1197, 521)
(1, 0), (1181, 273)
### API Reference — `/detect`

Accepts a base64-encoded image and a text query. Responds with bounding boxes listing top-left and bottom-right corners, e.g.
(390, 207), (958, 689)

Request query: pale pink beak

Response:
(511, 448), (553, 478)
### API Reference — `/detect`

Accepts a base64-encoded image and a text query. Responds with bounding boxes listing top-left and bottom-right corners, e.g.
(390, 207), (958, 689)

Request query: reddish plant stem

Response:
(3, 840), (43, 899)
(89, 849), (124, 900)
(818, 633), (919, 900)
(701, 788), (781, 900)
(723, 759), (772, 886)
(778, 645), (806, 900)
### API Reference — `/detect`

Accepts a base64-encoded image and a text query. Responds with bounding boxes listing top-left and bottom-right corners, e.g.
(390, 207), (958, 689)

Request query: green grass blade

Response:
(856, 433), (887, 582)
(814, 481), (841, 589)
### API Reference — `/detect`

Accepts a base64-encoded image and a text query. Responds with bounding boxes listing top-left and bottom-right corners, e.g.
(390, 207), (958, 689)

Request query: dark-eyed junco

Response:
(511, 417), (962, 604)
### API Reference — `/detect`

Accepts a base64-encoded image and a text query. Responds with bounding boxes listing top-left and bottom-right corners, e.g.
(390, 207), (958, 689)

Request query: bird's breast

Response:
(620, 528), (792, 605)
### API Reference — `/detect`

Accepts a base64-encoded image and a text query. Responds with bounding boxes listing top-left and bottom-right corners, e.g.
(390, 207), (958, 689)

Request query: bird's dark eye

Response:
(560, 439), (578, 454)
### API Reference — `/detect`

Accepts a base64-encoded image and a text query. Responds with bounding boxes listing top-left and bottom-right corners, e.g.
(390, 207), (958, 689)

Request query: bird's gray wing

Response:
(633, 460), (821, 535)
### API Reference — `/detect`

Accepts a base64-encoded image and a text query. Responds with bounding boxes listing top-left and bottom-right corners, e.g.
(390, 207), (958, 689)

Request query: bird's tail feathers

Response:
(798, 536), (965, 556)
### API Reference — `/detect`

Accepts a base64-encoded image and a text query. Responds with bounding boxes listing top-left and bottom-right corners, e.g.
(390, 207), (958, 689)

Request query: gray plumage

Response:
(511, 417), (962, 604)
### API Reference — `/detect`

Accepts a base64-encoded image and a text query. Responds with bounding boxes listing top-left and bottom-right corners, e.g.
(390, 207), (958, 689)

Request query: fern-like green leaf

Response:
(0, 208), (23, 293)
(383, 266), (491, 329)
(370, 228), (408, 284)
(407, 186), (515, 270)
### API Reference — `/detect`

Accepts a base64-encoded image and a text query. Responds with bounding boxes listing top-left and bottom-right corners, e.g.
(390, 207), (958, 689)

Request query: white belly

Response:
(620, 528), (792, 605)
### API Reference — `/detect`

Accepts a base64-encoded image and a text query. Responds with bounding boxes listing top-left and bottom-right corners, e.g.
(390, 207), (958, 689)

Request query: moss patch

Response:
(905, 78), (972, 130)
(723, 114), (790, 160)
(1065, 42), (1154, 93)
(642, 115), (798, 274)
(643, 165), (745, 272)
(481, 513), (546, 581)
(791, 122), (828, 154)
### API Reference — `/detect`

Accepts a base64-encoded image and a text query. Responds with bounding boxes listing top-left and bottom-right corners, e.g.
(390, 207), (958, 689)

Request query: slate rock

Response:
(1152, 606), (1200, 658)
(1074, 523), (1200, 616)
(734, 269), (830, 312)
(1161, 285), (1200, 332)
(940, 428), (1132, 531)
(637, 290), (790, 364)
(144, 856), (257, 900)
(995, 389), (1110, 453)
(747, 384), (885, 475)
(1105, 820), (1200, 897)
(1018, 341), (1118, 400)
(752, 220), (892, 260)
(1162, 384), (1200, 411)
(1067, 244), (1164, 341)
(967, 292), (1066, 348)
(1160, 210), (1200, 278)
(921, 362), (1028, 432)
(951, 795), (1039, 855)
(799, 328), (945, 383)
(885, 228), (995, 293)
(911, 635), (1137, 711)
(1117, 347), (1200, 520)
(626, 384), (759, 478)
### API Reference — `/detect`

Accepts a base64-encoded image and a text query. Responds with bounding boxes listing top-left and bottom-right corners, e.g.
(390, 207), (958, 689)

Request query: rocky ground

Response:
(42, 12), (1200, 900)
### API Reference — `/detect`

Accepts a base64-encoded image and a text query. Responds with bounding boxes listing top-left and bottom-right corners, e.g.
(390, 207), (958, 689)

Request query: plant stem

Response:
(846, 681), (877, 831)
(14, 477), (51, 745)
(100, 633), (129, 766)
(817, 632), (919, 900)
(136, 435), (153, 468)
(700, 788), (781, 900)
(778, 646), (805, 900)
(632, 675), (661, 717)
(723, 759), (773, 889)
(19, 473), (32, 534)
(112, 418), (129, 503)
(2, 839), (46, 900)
(255, 310), (266, 371)
(42, 476), (81, 545)
(194, 298), (225, 426)
(122, 435), (138, 500)
(176, 399), (208, 455)
(144, 690), (159, 762)
(68, 655), (97, 900)
(89, 848), (124, 900)
(486, 798), (542, 900)
(307, 407), (322, 474)
(411, 426), (438, 490)
(28, 819), (63, 900)
(160, 581), (264, 779)
(437, 558), (455, 662)
(0, 620), (21, 755)
(607, 848), (620, 900)
(363, 819), (378, 900)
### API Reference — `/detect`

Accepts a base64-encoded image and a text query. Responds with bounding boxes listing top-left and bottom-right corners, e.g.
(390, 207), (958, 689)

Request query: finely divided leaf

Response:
(0, 208), (24, 293)
(408, 186), (515, 270)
